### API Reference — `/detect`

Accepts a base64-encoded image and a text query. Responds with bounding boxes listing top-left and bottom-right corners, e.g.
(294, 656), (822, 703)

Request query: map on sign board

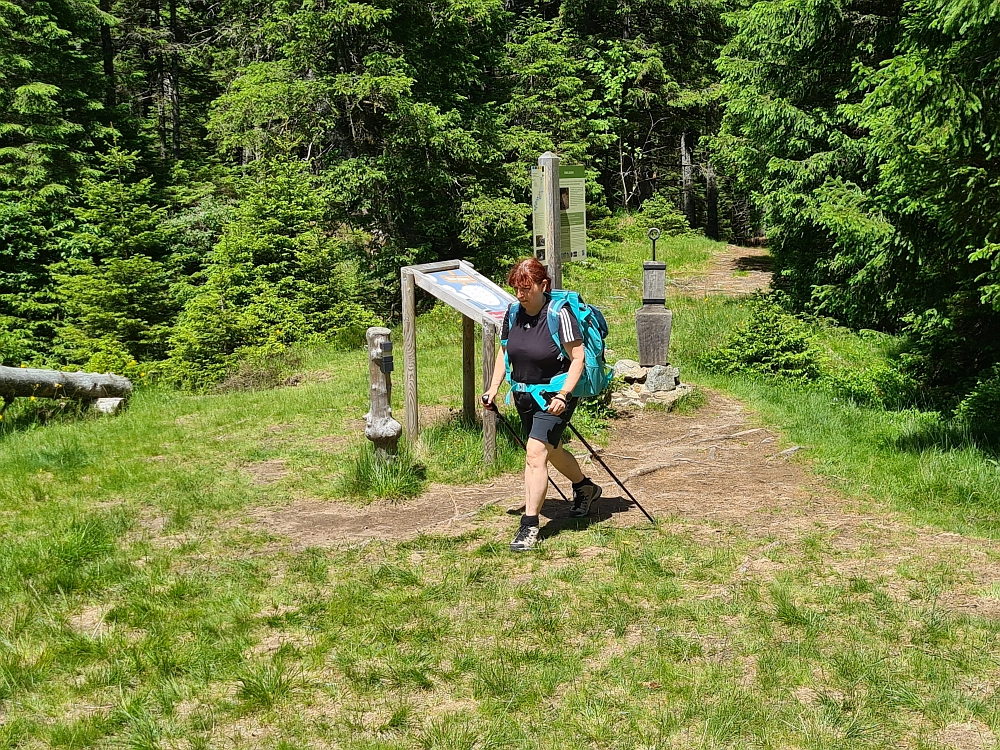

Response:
(405, 260), (516, 327)
(427, 269), (512, 324)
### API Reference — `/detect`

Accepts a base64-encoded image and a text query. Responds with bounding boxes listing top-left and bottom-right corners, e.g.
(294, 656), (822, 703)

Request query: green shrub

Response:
(701, 298), (821, 380)
(79, 340), (148, 381)
(637, 194), (690, 236)
(0, 319), (34, 366)
(822, 363), (918, 410)
(953, 365), (1000, 442)
(50, 148), (179, 369)
(163, 158), (378, 389)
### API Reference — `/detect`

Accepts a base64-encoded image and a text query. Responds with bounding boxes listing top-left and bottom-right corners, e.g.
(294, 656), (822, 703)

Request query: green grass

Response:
(5, 523), (997, 748)
(2, 227), (1000, 747)
(339, 440), (428, 502)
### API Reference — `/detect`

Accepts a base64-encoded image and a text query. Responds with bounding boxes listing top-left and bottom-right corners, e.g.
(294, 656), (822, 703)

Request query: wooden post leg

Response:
(401, 269), (419, 441)
(481, 322), (497, 465)
(462, 314), (475, 424)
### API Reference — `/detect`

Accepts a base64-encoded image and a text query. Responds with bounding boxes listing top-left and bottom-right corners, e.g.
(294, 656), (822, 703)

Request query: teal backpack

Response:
(502, 290), (613, 409)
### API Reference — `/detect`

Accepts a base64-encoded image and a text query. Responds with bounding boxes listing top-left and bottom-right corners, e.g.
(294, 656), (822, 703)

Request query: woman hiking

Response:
(482, 257), (602, 552)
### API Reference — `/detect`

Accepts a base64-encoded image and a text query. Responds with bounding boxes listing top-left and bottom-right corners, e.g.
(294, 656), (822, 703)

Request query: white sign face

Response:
(559, 165), (587, 261)
(405, 260), (516, 327)
(426, 269), (511, 325)
(530, 164), (586, 262)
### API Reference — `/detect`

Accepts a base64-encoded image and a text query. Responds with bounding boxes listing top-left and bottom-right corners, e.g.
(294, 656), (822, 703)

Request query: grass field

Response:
(2, 223), (1000, 748)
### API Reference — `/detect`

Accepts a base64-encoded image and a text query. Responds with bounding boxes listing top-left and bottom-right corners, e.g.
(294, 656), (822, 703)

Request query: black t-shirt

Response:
(501, 299), (582, 385)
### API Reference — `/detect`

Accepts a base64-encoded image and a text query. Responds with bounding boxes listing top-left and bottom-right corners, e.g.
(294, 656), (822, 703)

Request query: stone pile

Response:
(608, 357), (692, 409)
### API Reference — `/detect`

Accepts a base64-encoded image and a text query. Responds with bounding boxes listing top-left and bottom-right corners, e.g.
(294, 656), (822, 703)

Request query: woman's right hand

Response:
(481, 389), (498, 411)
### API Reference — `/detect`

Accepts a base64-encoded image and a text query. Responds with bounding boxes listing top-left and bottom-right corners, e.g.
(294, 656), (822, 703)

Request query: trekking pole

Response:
(482, 396), (570, 503)
(565, 421), (657, 526)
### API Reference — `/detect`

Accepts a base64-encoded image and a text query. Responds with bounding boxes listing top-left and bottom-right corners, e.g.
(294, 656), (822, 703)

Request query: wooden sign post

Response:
(400, 260), (515, 463)
(538, 151), (562, 290)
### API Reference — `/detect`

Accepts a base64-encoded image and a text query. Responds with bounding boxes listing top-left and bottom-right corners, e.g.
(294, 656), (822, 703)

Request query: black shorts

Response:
(513, 391), (578, 447)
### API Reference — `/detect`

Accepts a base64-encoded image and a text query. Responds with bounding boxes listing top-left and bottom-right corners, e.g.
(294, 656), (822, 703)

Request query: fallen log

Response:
(0, 365), (133, 401)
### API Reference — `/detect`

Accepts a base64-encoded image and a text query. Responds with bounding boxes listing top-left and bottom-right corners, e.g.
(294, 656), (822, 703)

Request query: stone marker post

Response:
(365, 327), (403, 458)
(635, 229), (673, 366)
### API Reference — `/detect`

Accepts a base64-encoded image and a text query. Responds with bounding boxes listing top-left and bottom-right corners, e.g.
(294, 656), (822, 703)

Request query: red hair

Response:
(506, 257), (551, 291)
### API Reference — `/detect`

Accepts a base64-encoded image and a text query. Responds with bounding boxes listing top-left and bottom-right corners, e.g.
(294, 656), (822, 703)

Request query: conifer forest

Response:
(2, 0), (999, 413)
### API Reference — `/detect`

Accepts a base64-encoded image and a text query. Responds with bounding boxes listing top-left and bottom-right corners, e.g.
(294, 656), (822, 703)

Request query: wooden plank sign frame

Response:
(400, 260), (516, 464)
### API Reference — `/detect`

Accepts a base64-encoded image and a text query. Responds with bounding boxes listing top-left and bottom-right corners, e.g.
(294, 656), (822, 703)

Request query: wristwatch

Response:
(558, 390), (571, 401)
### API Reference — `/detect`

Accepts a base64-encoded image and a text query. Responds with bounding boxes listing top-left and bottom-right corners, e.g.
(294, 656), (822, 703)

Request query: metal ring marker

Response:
(647, 227), (661, 260)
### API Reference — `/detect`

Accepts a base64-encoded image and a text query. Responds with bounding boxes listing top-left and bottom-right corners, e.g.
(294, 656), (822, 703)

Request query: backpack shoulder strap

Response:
(501, 302), (519, 345)
(547, 291), (589, 353)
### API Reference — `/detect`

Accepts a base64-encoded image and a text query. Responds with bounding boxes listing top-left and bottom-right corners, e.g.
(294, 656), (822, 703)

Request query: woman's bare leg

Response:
(524, 438), (552, 516)
(547, 441), (585, 484)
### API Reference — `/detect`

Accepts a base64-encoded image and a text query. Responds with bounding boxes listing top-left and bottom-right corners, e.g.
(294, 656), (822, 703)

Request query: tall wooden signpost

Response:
(538, 151), (563, 289)
(400, 260), (516, 464)
(532, 153), (587, 288)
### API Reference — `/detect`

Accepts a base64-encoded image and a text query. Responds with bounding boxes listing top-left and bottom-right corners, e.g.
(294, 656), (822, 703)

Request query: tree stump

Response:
(364, 327), (403, 458)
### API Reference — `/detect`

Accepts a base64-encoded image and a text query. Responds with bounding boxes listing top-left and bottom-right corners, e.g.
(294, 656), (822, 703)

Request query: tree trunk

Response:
(100, 0), (116, 110)
(680, 132), (695, 228)
(152, 0), (167, 159)
(704, 161), (719, 240)
(0, 366), (133, 400)
(169, 0), (181, 159)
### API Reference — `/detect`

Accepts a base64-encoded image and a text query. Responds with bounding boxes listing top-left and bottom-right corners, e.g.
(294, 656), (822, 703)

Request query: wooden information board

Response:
(401, 260), (516, 463)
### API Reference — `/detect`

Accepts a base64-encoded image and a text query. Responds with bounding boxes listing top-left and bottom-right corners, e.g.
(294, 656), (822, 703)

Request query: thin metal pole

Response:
(566, 422), (657, 525)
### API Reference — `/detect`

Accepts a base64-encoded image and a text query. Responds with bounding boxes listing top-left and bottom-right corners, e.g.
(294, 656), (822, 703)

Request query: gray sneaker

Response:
(510, 524), (540, 552)
(570, 483), (603, 517)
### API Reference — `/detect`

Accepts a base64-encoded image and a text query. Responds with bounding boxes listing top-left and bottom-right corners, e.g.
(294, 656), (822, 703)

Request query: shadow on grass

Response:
(890, 420), (1000, 459)
(536, 493), (637, 541)
(0, 399), (92, 440)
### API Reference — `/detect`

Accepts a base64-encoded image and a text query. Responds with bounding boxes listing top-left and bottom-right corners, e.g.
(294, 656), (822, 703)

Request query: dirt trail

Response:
(671, 243), (772, 297)
(257, 245), (1000, 619)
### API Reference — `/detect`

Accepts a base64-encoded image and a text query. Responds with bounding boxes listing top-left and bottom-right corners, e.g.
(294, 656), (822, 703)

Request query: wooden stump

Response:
(365, 327), (403, 458)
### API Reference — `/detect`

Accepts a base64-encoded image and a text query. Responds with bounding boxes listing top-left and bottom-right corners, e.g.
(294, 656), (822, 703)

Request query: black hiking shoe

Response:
(570, 483), (602, 517)
(510, 524), (540, 552)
